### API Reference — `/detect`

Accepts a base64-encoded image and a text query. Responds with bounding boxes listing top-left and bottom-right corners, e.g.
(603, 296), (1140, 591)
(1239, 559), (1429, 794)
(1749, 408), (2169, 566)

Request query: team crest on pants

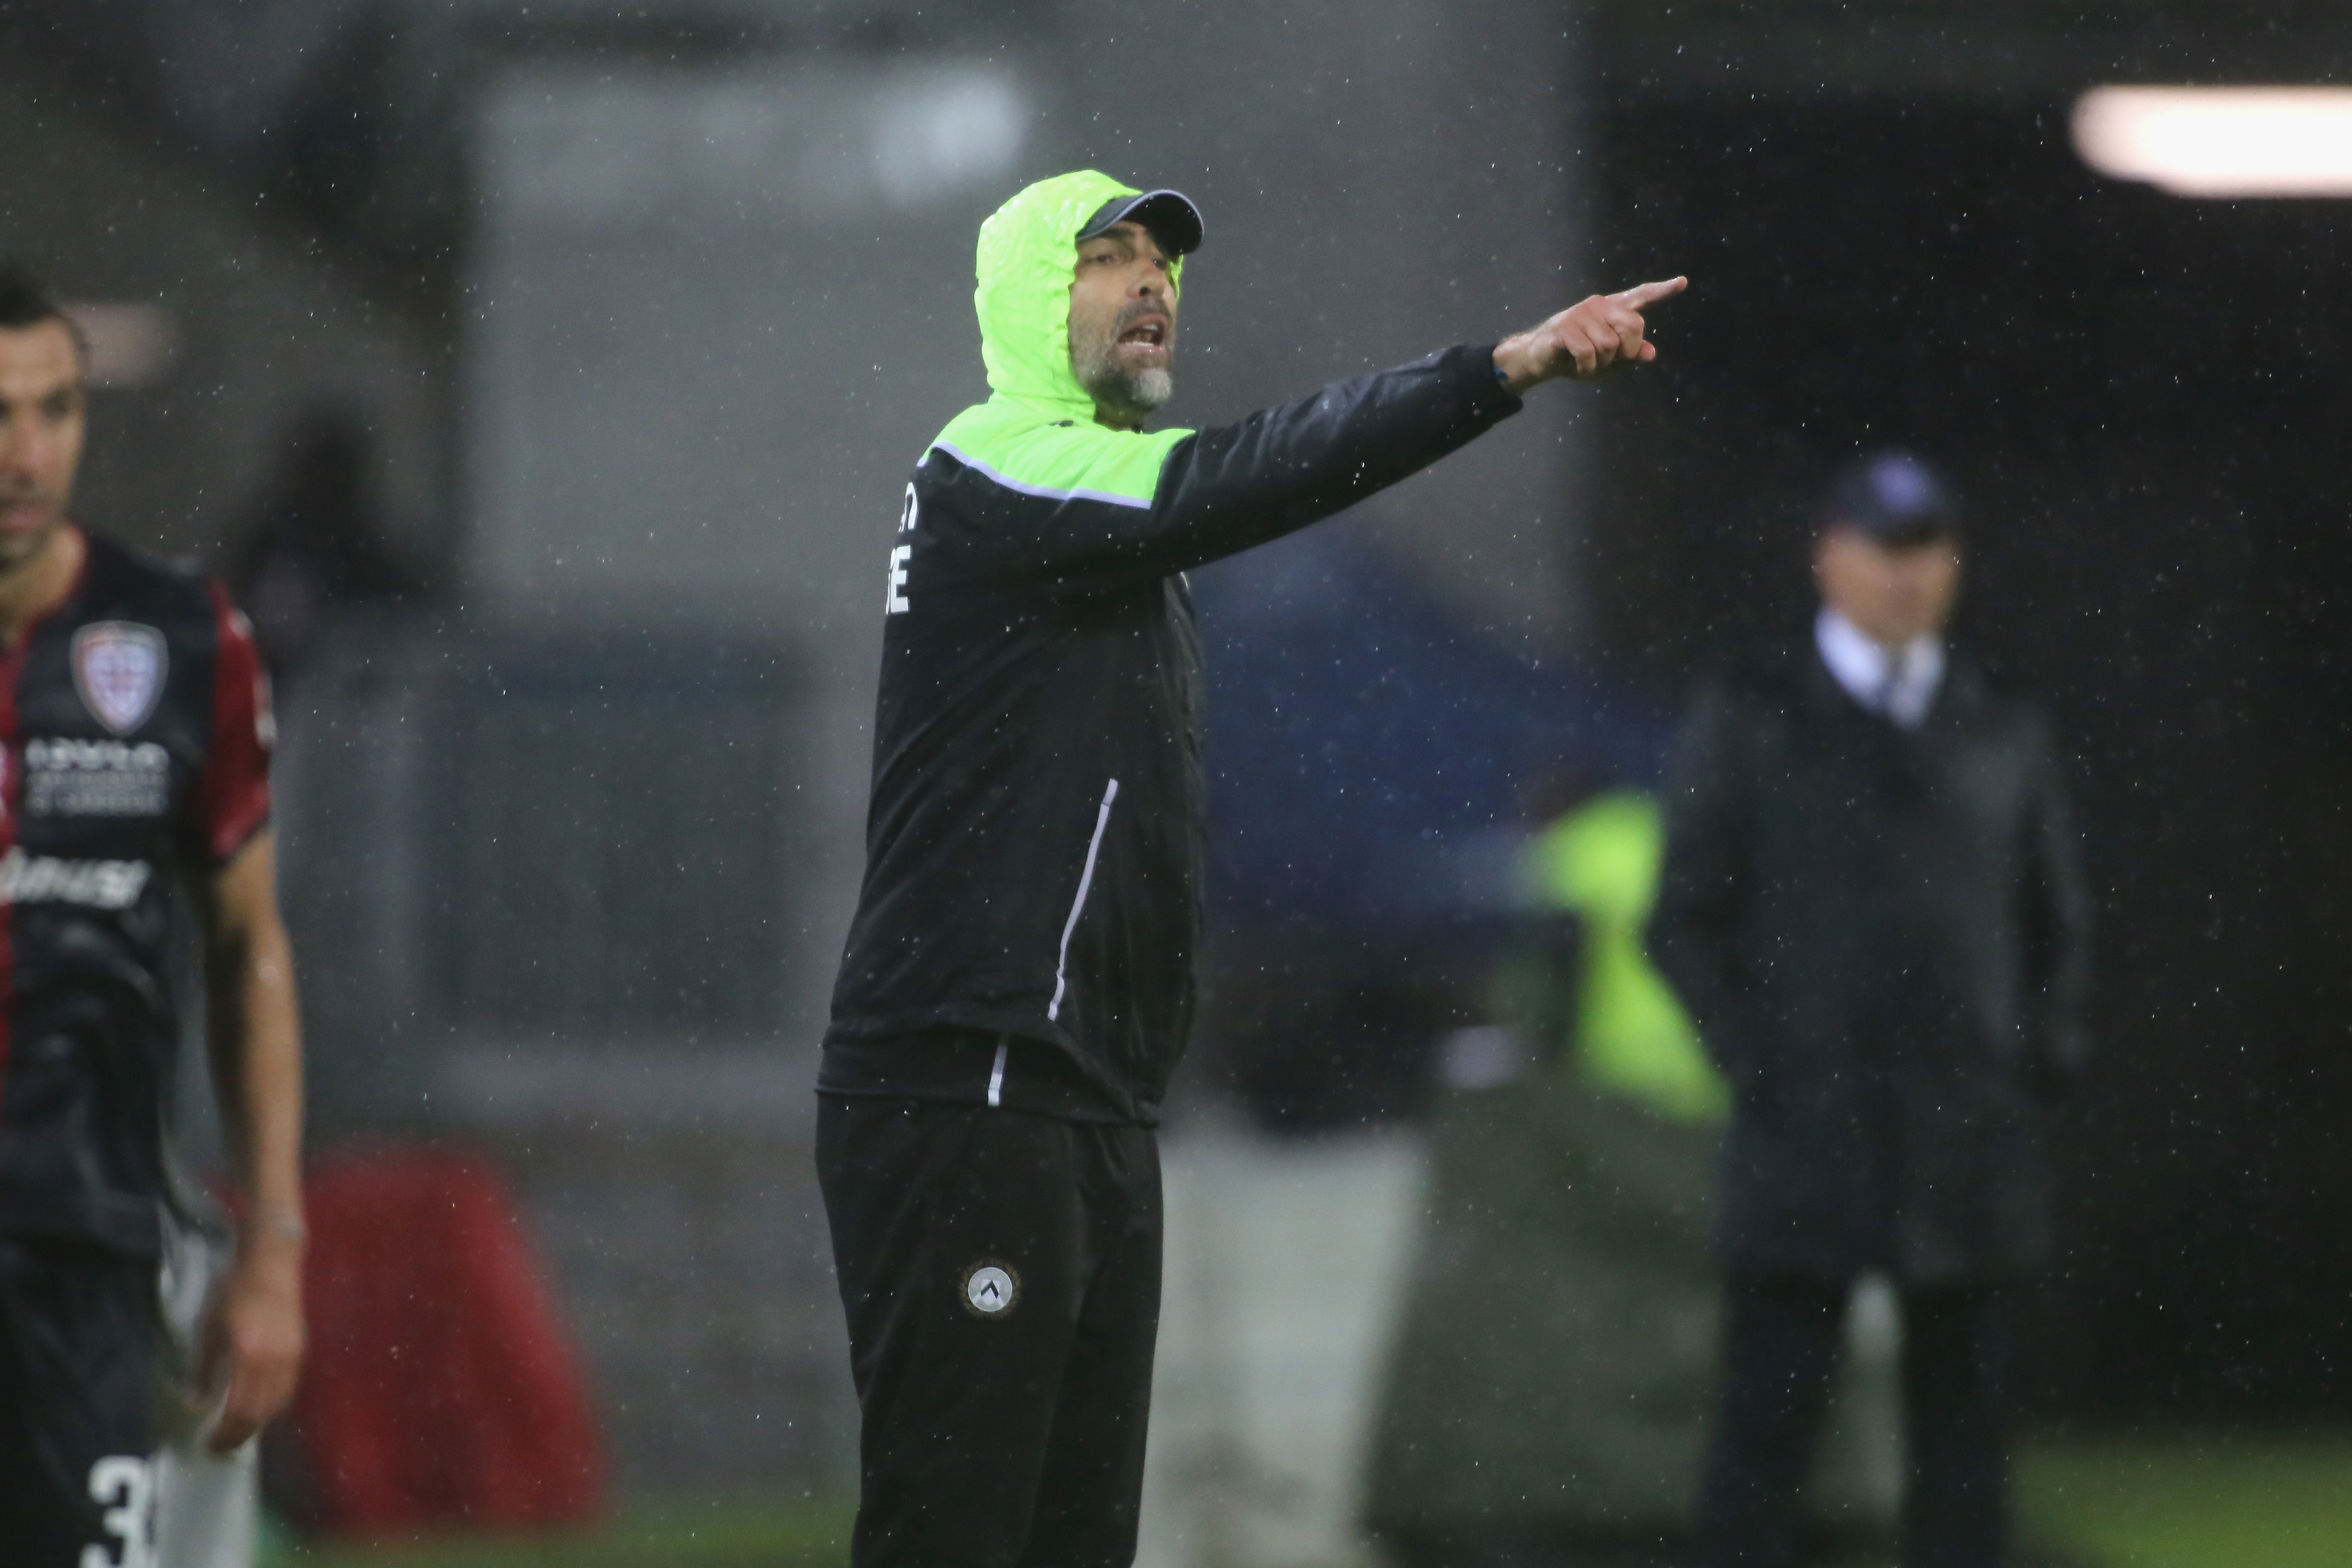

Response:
(961, 1260), (1020, 1318)
(72, 623), (168, 736)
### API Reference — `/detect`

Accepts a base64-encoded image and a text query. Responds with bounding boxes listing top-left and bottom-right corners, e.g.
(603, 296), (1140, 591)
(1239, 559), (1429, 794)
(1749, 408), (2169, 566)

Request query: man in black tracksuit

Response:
(819, 167), (1685, 1568)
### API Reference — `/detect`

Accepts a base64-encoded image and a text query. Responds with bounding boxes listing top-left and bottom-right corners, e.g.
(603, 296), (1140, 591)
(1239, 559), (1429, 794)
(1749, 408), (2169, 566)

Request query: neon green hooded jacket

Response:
(941, 169), (1190, 490)
(824, 171), (1525, 1123)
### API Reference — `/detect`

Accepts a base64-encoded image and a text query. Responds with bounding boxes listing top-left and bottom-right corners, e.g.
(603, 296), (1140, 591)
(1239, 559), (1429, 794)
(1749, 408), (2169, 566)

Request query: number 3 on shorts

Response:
(82, 1454), (155, 1568)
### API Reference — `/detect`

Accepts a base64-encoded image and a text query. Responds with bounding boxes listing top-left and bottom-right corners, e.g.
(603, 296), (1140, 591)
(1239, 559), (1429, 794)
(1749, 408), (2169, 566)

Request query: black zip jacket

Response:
(823, 344), (1522, 1123)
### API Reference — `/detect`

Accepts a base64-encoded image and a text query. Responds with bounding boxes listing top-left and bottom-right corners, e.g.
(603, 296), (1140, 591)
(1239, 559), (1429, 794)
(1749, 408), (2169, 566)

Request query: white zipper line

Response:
(1047, 778), (1121, 1022)
(986, 1038), (1008, 1108)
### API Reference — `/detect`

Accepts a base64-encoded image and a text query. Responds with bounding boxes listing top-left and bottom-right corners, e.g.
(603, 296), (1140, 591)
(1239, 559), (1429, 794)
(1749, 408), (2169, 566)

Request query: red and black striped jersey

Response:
(0, 532), (272, 1257)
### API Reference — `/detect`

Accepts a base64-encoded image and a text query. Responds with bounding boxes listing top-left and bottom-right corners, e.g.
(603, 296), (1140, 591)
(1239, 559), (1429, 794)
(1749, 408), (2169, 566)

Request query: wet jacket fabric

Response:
(823, 170), (1522, 1123)
(1648, 641), (2090, 1285)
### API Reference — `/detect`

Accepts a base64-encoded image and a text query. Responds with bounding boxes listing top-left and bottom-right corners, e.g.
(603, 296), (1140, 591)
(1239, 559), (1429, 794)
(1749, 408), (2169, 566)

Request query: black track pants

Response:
(1697, 1274), (2010, 1568)
(0, 1236), (161, 1567)
(817, 1096), (1162, 1568)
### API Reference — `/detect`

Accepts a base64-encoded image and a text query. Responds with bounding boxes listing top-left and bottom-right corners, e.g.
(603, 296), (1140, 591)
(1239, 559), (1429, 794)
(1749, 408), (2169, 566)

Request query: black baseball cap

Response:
(1077, 189), (1204, 257)
(1820, 450), (1961, 546)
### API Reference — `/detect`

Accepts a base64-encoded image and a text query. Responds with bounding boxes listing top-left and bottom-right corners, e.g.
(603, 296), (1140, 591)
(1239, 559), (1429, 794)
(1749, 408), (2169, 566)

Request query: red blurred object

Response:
(288, 1145), (605, 1535)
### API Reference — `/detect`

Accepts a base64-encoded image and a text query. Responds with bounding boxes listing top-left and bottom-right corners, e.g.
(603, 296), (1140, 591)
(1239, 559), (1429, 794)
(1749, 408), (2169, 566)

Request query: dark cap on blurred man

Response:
(1820, 449), (1961, 547)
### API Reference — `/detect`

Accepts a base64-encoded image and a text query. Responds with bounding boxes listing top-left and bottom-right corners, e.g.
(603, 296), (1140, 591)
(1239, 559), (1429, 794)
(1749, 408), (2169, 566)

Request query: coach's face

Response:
(1815, 524), (1962, 647)
(0, 319), (85, 568)
(1069, 220), (1177, 430)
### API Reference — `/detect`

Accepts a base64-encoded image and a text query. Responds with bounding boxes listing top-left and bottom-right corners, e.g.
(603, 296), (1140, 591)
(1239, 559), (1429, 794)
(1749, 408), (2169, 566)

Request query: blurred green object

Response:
(257, 1497), (851, 1568)
(1514, 789), (1727, 1125)
(2017, 1433), (2352, 1568)
(1370, 791), (1893, 1555)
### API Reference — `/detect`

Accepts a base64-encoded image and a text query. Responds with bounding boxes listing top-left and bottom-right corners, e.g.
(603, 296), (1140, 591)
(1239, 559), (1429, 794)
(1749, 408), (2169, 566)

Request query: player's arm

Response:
(196, 829), (307, 1452)
(1012, 278), (1687, 591)
(1148, 276), (1687, 561)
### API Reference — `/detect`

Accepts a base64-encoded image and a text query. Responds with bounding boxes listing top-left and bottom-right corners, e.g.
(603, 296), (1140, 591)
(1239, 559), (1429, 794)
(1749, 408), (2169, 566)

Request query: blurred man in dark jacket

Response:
(1650, 452), (2090, 1568)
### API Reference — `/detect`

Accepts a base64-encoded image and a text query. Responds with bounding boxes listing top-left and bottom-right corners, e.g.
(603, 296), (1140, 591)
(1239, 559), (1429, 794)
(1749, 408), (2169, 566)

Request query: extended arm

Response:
(941, 280), (1687, 593)
(197, 831), (307, 1452)
(1129, 277), (1688, 580)
(1130, 343), (1522, 580)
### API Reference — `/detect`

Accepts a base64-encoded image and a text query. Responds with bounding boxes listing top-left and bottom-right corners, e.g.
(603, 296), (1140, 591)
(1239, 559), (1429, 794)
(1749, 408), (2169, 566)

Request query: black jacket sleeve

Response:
(2017, 712), (2093, 1097)
(1038, 343), (1520, 591)
(1648, 680), (1776, 1097)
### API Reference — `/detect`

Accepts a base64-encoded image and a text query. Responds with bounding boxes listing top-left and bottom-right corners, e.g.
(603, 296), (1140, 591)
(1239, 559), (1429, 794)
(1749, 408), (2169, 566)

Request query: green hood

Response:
(927, 172), (1194, 507)
(974, 169), (1185, 419)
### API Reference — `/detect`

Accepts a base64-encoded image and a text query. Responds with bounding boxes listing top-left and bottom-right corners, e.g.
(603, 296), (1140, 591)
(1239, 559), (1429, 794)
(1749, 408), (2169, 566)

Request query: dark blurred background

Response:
(3, 0), (2349, 1556)
(1579, 6), (2352, 1423)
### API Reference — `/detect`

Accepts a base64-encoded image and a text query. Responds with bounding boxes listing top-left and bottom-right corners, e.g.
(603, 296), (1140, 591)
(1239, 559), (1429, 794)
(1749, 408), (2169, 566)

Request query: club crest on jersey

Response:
(961, 1260), (1020, 1319)
(72, 623), (168, 737)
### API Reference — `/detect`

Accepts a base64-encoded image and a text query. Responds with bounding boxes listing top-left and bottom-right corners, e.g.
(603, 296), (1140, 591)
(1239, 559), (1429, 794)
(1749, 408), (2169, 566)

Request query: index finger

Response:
(1610, 276), (1687, 310)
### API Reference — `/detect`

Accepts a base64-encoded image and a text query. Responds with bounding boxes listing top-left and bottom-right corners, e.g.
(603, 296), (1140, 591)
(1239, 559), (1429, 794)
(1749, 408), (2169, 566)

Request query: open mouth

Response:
(1117, 317), (1168, 349)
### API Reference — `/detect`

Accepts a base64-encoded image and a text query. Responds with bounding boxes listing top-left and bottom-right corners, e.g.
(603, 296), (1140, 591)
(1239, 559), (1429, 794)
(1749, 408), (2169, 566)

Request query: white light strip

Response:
(2074, 87), (2352, 198)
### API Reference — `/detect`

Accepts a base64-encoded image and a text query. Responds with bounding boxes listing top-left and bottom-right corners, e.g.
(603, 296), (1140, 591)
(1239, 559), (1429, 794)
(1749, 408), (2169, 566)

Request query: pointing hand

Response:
(1493, 277), (1688, 392)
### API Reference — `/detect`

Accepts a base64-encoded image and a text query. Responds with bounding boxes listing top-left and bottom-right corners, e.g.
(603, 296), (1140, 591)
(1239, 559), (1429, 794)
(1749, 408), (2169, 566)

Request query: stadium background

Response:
(3, 0), (2351, 1562)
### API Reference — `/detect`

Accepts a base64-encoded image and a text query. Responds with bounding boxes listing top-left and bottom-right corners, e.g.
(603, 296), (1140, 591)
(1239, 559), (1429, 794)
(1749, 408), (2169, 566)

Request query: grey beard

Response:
(1072, 328), (1174, 424)
(1099, 366), (1172, 422)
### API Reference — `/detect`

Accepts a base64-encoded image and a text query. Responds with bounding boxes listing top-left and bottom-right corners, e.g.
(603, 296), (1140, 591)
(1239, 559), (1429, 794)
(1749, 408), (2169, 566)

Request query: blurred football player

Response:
(0, 263), (305, 1566)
